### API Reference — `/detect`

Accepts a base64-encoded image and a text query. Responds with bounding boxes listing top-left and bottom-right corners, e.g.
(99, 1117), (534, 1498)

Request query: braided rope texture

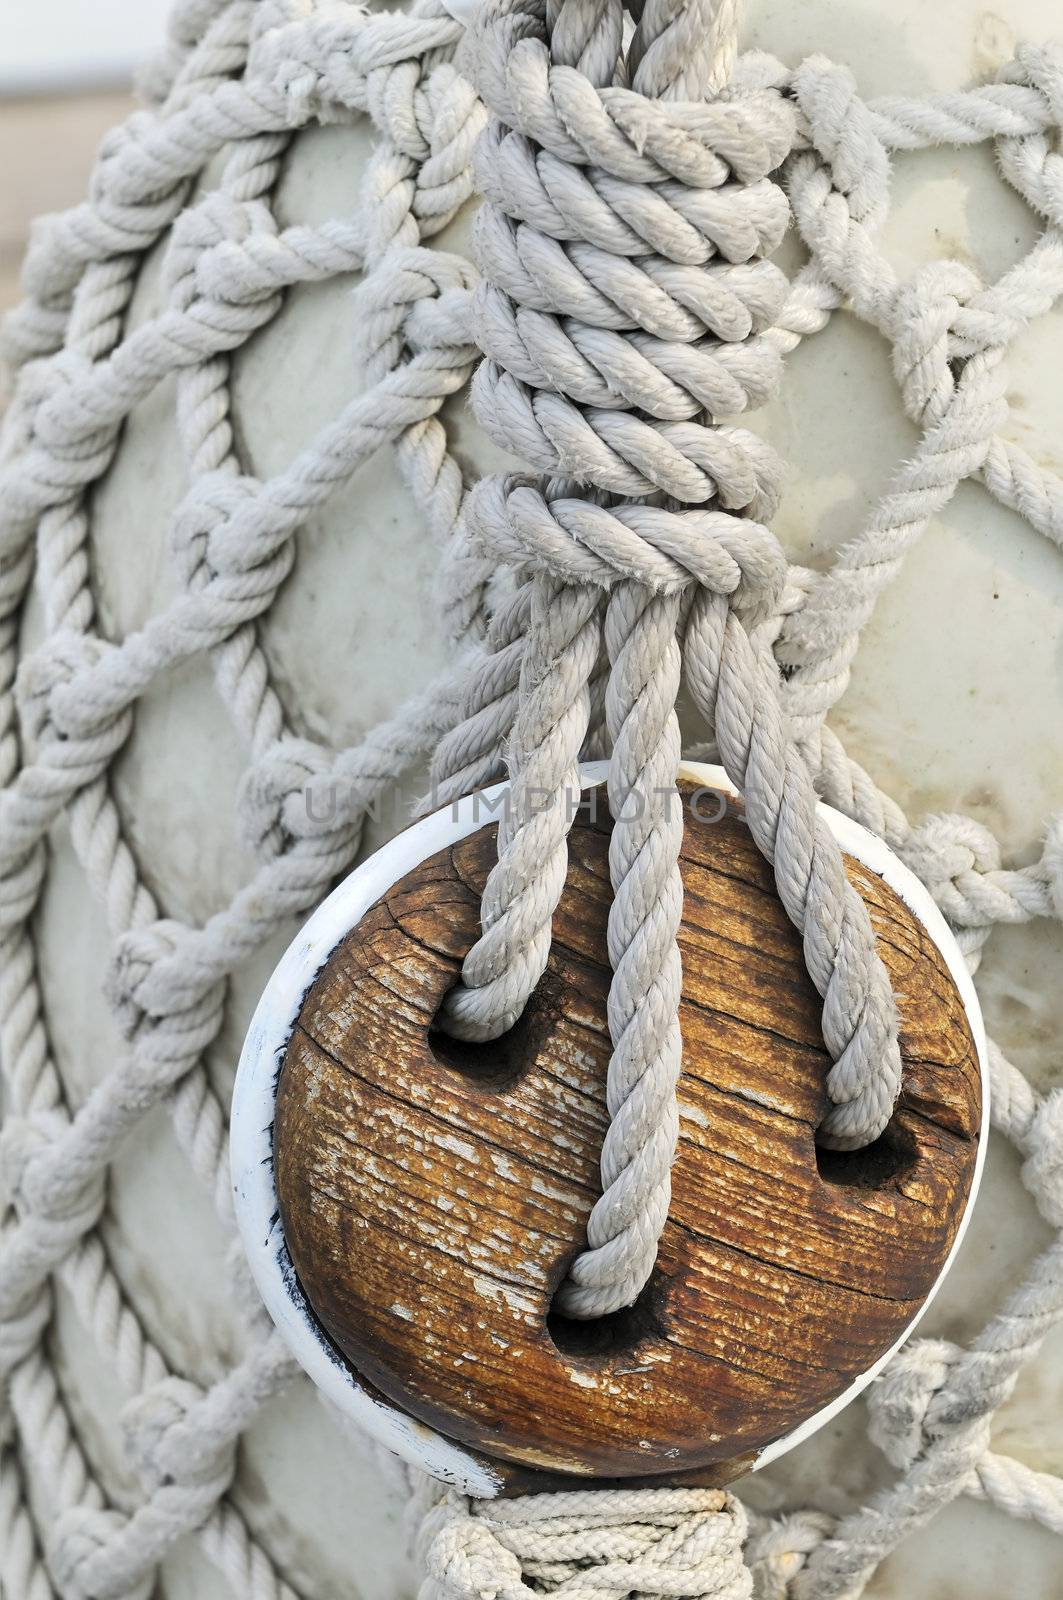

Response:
(434, 0), (905, 1319)
(0, 0), (1061, 1597)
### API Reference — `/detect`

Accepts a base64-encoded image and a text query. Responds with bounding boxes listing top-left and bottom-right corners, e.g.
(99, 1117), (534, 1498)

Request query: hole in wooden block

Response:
(426, 970), (564, 1089)
(815, 1121), (919, 1190)
(426, 1004), (529, 1087)
(267, 782), (981, 1484)
(546, 1276), (663, 1360)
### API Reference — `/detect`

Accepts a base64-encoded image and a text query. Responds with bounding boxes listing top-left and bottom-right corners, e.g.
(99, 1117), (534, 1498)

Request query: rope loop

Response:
(469, 475), (788, 601)
(16, 632), (126, 746)
(122, 1376), (237, 1494)
(436, 0), (905, 1317)
(0, 1110), (107, 1234)
(108, 919), (228, 1041)
(50, 1508), (157, 1600)
(2, 3), (1063, 1598)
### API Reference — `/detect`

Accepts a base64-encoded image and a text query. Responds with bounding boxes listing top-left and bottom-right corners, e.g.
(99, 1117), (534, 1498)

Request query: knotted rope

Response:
(417, 1487), (752, 1600)
(432, 0), (902, 1320)
(2, 1), (1063, 1599)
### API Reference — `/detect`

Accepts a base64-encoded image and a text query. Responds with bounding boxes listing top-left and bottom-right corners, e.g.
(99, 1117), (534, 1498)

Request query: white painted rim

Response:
(230, 761), (989, 1497)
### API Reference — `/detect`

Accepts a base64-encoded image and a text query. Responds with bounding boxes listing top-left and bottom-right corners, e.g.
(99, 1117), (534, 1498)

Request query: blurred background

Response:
(1, 0), (171, 314)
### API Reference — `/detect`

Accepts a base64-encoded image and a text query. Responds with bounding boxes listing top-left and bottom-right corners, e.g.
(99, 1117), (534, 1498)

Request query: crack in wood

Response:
(274, 801), (981, 1483)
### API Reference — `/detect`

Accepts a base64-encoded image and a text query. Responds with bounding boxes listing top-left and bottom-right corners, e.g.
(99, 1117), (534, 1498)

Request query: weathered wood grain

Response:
(274, 784), (981, 1488)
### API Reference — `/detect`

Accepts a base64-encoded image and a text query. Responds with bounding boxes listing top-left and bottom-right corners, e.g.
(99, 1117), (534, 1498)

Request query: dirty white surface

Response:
(23, 0), (1063, 1596)
(229, 762), (990, 1502)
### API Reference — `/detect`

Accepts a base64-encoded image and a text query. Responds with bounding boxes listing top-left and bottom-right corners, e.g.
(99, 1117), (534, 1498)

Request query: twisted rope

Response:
(417, 1487), (753, 1600)
(434, 0), (902, 1320)
(1, 2), (485, 1595)
(0, 1), (1062, 1598)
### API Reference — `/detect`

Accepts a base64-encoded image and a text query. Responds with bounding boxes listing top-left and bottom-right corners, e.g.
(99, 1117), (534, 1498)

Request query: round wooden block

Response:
(232, 763), (986, 1496)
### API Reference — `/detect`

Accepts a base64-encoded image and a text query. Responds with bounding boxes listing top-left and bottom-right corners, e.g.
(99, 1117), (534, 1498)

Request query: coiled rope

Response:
(432, 0), (901, 1321)
(1, 1), (1063, 1598)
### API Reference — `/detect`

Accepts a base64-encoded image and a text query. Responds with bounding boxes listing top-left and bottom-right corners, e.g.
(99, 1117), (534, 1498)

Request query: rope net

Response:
(0, 0), (1061, 1596)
